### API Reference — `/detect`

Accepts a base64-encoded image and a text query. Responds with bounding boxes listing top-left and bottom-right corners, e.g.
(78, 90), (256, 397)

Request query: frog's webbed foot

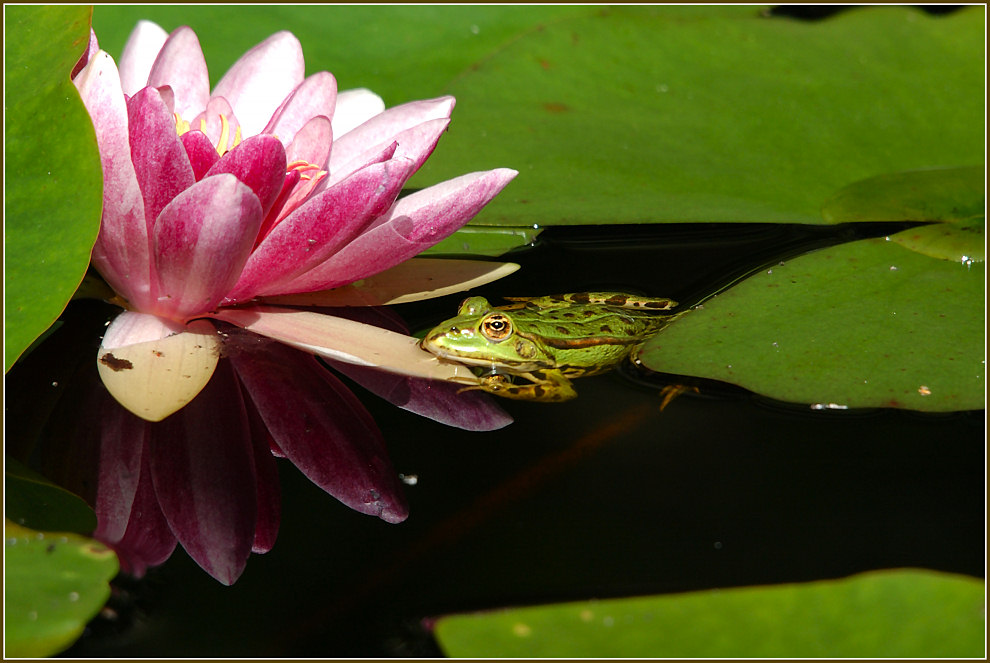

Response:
(458, 372), (578, 402)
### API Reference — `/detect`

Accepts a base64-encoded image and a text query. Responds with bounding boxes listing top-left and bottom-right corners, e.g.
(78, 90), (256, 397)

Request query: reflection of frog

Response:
(420, 292), (677, 402)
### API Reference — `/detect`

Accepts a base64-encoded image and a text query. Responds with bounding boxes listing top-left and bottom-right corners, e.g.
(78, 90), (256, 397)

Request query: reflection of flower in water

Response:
(56, 22), (516, 584)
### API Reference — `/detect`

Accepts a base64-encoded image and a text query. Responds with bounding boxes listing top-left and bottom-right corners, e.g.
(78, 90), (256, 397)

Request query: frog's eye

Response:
(480, 313), (513, 342)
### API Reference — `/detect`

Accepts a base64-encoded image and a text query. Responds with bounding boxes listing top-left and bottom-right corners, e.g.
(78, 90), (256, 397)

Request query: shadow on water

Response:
(36, 220), (984, 657)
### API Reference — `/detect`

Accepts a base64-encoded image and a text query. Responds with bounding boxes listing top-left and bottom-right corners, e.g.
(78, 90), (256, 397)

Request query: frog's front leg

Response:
(461, 371), (579, 402)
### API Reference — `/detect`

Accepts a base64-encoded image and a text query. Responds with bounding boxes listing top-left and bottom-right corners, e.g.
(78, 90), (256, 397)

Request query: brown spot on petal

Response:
(99, 353), (133, 372)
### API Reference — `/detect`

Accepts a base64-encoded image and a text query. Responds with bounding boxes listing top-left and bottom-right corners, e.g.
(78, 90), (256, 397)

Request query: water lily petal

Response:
(153, 174), (263, 318)
(118, 20), (168, 95)
(213, 306), (481, 385)
(146, 26), (211, 120)
(329, 96), (454, 174)
(180, 130), (221, 181)
(128, 87), (196, 235)
(93, 402), (148, 543)
(71, 28), (100, 78)
(332, 88), (386, 138)
(97, 314), (221, 422)
(226, 157), (413, 302)
(242, 396), (281, 553)
(286, 115), (333, 169)
(73, 51), (151, 308)
(327, 118), (449, 188)
(205, 135), (287, 218)
(212, 31), (305, 137)
(190, 96), (242, 154)
(149, 360), (257, 585)
(263, 71), (337, 150)
(278, 168), (518, 292)
(259, 258), (520, 307)
(111, 446), (178, 578)
(229, 340), (408, 523)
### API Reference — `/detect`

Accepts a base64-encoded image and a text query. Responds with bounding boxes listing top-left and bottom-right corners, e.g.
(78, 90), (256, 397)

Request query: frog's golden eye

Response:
(480, 313), (513, 342)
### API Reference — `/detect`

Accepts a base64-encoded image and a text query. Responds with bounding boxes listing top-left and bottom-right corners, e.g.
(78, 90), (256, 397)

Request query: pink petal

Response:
(329, 96), (454, 174)
(242, 396), (281, 553)
(204, 134), (287, 218)
(228, 340), (408, 523)
(71, 28), (100, 79)
(152, 174), (263, 319)
(128, 87), (196, 233)
(148, 360), (257, 585)
(277, 168), (518, 292)
(212, 31), (305, 137)
(332, 88), (385, 137)
(327, 117), (449, 189)
(286, 115), (333, 169)
(93, 402), (149, 544)
(118, 20), (168, 95)
(73, 52), (152, 308)
(226, 157), (414, 302)
(106, 437), (178, 578)
(262, 71), (337, 150)
(190, 96), (242, 154)
(180, 130), (221, 180)
(146, 27), (211, 120)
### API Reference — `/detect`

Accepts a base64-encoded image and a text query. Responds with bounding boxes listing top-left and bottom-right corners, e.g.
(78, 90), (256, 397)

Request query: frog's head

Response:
(420, 297), (548, 370)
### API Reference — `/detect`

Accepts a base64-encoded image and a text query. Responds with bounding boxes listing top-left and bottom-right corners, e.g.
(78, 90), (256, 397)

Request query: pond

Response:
(17, 222), (981, 656)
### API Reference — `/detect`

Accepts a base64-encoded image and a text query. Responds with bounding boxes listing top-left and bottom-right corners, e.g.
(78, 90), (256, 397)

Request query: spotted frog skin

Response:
(420, 292), (677, 402)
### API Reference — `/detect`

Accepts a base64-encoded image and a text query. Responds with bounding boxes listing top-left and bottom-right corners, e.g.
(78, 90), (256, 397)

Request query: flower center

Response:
(174, 113), (243, 156)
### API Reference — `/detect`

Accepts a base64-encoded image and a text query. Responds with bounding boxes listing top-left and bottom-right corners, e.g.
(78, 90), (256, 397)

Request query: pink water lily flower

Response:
(67, 22), (517, 584)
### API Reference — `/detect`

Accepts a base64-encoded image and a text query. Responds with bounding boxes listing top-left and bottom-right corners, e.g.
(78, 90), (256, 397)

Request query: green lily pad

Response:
(822, 166), (985, 263)
(638, 236), (984, 411)
(414, 6), (984, 226)
(821, 166), (985, 225)
(5, 457), (97, 535)
(4, 520), (119, 658)
(434, 569), (985, 657)
(4, 5), (103, 371)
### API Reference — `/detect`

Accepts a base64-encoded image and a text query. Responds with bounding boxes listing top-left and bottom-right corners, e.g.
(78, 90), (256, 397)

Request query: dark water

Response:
(21, 221), (982, 657)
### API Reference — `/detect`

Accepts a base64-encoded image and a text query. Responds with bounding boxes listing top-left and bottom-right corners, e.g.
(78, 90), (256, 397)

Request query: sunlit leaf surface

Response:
(4, 6), (103, 370)
(639, 236), (985, 411)
(4, 521), (119, 658)
(435, 569), (985, 658)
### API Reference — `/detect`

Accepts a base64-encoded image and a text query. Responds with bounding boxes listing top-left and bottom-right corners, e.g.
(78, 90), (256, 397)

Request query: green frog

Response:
(420, 292), (678, 402)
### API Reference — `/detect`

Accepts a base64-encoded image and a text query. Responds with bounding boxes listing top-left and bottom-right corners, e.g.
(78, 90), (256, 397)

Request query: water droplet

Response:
(714, 541), (723, 549)
(470, 24), (480, 34)
(68, 592), (80, 602)
(889, 265), (898, 271)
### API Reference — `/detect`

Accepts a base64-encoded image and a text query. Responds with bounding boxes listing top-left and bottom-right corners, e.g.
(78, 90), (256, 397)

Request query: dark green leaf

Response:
(5, 457), (97, 535)
(4, 5), (103, 371)
(435, 569), (985, 657)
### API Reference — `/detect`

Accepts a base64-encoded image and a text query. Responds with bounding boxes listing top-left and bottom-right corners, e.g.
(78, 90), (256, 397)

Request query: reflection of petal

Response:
(229, 341), (408, 523)
(332, 362), (513, 431)
(93, 401), (148, 543)
(149, 360), (257, 585)
(112, 440), (178, 578)
(243, 394), (281, 553)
